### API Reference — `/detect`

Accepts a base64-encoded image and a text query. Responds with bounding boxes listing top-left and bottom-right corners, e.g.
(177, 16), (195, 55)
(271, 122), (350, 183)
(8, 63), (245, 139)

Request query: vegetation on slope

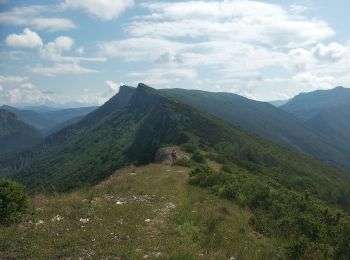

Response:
(8, 84), (350, 210)
(163, 88), (350, 171)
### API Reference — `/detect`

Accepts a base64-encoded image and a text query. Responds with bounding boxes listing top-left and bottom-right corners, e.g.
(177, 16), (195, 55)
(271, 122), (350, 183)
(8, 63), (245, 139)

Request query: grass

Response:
(0, 162), (281, 259)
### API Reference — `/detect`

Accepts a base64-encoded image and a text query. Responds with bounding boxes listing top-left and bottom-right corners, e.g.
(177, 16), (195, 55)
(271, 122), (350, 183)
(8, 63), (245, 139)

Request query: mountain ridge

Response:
(162, 88), (350, 170)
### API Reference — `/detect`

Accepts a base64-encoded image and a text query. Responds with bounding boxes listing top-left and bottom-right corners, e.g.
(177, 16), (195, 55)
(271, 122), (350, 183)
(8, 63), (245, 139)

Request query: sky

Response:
(0, 0), (350, 106)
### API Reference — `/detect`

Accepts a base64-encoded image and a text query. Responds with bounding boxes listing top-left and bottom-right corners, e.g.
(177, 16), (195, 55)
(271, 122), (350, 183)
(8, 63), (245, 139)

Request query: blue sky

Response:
(0, 0), (350, 106)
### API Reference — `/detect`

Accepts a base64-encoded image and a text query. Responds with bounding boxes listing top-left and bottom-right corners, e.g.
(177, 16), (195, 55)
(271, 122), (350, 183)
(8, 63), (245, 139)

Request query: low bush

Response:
(181, 143), (197, 153)
(189, 165), (350, 259)
(173, 158), (194, 167)
(191, 151), (206, 163)
(0, 179), (29, 225)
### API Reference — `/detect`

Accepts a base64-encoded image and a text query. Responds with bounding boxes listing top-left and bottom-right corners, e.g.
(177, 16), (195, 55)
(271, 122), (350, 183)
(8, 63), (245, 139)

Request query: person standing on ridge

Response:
(171, 149), (177, 163)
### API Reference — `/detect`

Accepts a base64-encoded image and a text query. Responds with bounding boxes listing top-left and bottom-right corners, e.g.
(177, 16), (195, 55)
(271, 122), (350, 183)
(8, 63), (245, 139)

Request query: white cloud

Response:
(292, 72), (335, 89)
(289, 4), (307, 14)
(288, 48), (313, 71)
(40, 36), (74, 61)
(312, 42), (346, 62)
(0, 75), (29, 84)
(40, 35), (106, 63)
(0, 5), (76, 31)
(30, 63), (97, 76)
(0, 75), (54, 105)
(131, 1), (334, 48)
(31, 17), (76, 32)
(106, 80), (120, 93)
(99, 37), (187, 61)
(98, 0), (339, 91)
(129, 67), (197, 86)
(6, 28), (43, 49)
(78, 80), (124, 105)
(62, 0), (134, 20)
(76, 47), (85, 55)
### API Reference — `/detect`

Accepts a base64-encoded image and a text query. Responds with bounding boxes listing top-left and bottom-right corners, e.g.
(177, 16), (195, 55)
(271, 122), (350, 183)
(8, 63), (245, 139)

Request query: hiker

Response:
(170, 149), (177, 163)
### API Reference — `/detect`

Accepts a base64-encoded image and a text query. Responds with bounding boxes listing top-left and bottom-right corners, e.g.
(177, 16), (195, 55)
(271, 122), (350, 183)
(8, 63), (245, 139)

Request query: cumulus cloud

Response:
(62, 0), (134, 20)
(40, 36), (74, 61)
(0, 75), (54, 105)
(6, 28), (43, 49)
(39, 35), (106, 63)
(4, 30), (105, 76)
(98, 0), (340, 92)
(312, 42), (346, 62)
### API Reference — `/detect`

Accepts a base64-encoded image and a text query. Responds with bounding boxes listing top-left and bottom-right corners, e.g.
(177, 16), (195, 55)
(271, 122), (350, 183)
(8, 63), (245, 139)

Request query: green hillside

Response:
(163, 88), (350, 171)
(10, 84), (350, 198)
(0, 109), (42, 158)
(282, 86), (350, 120)
(282, 86), (350, 157)
(2, 84), (350, 258)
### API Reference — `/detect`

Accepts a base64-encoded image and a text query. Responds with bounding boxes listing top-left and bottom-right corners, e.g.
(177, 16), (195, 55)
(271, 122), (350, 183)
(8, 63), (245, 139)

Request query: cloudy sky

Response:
(0, 0), (349, 106)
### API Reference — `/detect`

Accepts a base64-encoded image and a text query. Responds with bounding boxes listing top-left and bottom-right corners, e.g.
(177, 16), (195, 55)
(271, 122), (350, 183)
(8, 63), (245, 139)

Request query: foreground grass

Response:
(0, 163), (281, 259)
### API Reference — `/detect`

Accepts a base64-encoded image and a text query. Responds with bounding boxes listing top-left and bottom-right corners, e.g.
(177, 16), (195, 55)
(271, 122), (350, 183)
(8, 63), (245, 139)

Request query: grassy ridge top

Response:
(0, 163), (279, 259)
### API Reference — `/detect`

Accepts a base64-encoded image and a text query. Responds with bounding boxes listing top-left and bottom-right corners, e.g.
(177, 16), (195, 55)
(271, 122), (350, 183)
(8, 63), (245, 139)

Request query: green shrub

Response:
(181, 143), (197, 153)
(173, 158), (194, 167)
(0, 179), (29, 225)
(191, 151), (206, 163)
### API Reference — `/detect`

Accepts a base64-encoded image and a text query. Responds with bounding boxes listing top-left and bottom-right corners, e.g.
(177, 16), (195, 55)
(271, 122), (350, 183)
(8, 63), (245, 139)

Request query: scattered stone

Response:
(51, 214), (63, 222)
(35, 220), (44, 226)
(80, 218), (90, 224)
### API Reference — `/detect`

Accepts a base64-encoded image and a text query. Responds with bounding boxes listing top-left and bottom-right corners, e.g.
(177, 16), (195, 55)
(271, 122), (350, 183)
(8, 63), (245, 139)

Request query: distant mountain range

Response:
(0, 109), (42, 158)
(282, 86), (350, 160)
(0, 105), (97, 135)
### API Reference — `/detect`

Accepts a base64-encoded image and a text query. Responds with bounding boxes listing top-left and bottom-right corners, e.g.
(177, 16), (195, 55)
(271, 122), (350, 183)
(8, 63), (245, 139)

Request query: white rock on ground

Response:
(80, 218), (90, 223)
